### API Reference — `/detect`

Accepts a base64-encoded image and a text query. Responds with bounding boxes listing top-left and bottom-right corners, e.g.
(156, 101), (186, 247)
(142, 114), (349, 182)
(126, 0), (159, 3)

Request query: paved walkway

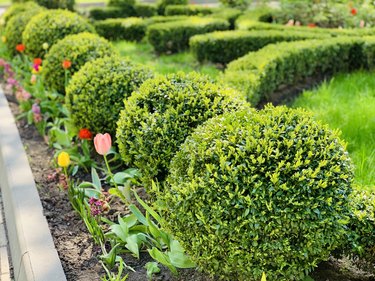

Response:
(0, 192), (12, 281)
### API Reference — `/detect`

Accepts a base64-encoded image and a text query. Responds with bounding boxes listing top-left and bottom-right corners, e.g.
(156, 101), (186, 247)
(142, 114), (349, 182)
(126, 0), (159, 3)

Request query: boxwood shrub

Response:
(94, 18), (146, 41)
(190, 30), (329, 64)
(1, 2), (41, 28)
(43, 32), (115, 94)
(89, 7), (125, 20)
(134, 3), (157, 17)
(22, 9), (95, 58)
(147, 17), (229, 53)
(223, 37), (374, 106)
(208, 7), (242, 29)
(4, 8), (44, 55)
(165, 5), (214, 16)
(144, 15), (188, 25)
(162, 105), (353, 280)
(116, 72), (248, 188)
(35, 0), (75, 10)
(66, 56), (153, 136)
(156, 0), (187, 15)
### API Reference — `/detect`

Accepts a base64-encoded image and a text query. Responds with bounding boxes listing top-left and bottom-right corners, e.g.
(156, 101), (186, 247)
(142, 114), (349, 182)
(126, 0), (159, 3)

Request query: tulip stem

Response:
(103, 154), (118, 189)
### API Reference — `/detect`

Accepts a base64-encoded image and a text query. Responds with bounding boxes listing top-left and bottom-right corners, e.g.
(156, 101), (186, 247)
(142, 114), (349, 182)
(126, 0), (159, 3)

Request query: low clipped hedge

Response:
(165, 5), (214, 16)
(4, 8), (44, 55)
(116, 72), (248, 188)
(22, 9), (95, 58)
(162, 105), (353, 280)
(134, 3), (157, 17)
(190, 30), (329, 64)
(35, 0), (75, 10)
(89, 7), (125, 20)
(147, 17), (229, 53)
(43, 32), (115, 94)
(208, 7), (242, 29)
(156, 0), (187, 15)
(66, 56), (153, 136)
(223, 37), (375, 105)
(1, 2), (41, 28)
(108, 0), (135, 8)
(144, 15), (188, 25)
(94, 18), (146, 41)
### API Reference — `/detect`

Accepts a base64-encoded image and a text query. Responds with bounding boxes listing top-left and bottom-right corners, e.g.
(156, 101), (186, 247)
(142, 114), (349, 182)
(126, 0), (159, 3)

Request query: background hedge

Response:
(94, 18), (146, 41)
(165, 5), (214, 16)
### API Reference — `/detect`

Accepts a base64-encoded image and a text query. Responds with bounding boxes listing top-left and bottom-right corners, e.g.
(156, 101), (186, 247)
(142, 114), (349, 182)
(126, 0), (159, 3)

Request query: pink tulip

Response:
(94, 133), (112, 155)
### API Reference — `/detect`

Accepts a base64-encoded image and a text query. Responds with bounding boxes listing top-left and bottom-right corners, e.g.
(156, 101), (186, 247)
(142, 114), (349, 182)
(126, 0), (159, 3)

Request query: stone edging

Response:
(0, 87), (66, 281)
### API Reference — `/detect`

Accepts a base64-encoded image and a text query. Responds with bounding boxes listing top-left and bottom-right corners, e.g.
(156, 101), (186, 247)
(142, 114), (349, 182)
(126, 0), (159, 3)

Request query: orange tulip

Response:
(62, 59), (71, 69)
(16, 44), (25, 53)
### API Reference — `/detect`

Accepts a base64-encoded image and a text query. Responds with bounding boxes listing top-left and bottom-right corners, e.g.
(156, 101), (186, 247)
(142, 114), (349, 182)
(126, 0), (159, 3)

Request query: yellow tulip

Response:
(261, 272), (266, 281)
(57, 151), (70, 168)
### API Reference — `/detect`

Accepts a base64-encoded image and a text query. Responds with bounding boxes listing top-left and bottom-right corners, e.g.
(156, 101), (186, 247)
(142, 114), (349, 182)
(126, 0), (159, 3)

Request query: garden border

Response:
(0, 87), (66, 281)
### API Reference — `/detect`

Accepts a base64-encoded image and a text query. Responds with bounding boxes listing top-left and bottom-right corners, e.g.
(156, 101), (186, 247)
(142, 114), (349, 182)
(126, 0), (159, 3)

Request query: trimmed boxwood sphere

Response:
(162, 105), (354, 280)
(116, 72), (248, 188)
(43, 32), (115, 94)
(66, 56), (153, 136)
(4, 9), (44, 56)
(1, 2), (41, 28)
(22, 9), (95, 58)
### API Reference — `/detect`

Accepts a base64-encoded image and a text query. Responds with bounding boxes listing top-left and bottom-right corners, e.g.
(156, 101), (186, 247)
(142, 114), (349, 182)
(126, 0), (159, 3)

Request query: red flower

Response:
(33, 58), (42, 66)
(351, 8), (357, 15)
(307, 23), (316, 28)
(16, 44), (25, 53)
(79, 128), (93, 140)
(62, 59), (71, 69)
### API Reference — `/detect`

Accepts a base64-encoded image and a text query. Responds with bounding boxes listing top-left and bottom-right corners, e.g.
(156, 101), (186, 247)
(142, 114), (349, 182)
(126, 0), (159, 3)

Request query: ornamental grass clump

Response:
(66, 56), (153, 137)
(22, 9), (95, 58)
(43, 32), (115, 94)
(116, 72), (248, 188)
(162, 105), (354, 281)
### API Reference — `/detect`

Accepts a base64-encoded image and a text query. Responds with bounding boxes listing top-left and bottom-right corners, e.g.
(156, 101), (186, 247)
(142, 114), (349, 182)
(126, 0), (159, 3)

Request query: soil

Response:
(3, 89), (375, 281)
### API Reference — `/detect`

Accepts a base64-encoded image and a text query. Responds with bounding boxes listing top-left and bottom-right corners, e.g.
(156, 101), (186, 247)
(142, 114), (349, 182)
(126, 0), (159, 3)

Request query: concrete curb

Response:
(0, 88), (66, 281)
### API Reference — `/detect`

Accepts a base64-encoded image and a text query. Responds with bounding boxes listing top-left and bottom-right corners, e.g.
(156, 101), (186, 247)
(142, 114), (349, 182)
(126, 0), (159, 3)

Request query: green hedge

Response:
(147, 17), (229, 53)
(22, 9), (95, 58)
(144, 15), (188, 25)
(134, 3), (157, 17)
(163, 105), (353, 280)
(190, 30), (329, 64)
(116, 72), (248, 187)
(223, 37), (375, 105)
(43, 32), (115, 94)
(208, 7), (242, 29)
(94, 18), (146, 41)
(165, 5), (214, 16)
(1, 2), (41, 28)
(89, 7), (125, 20)
(35, 0), (75, 10)
(156, 0), (187, 15)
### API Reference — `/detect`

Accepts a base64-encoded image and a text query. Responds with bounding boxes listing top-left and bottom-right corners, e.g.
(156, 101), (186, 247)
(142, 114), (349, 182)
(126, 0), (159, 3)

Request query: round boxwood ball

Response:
(43, 32), (115, 94)
(116, 72), (248, 188)
(4, 9), (44, 56)
(163, 105), (354, 280)
(1, 2), (41, 28)
(22, 9), (95, 58)
(66, 56), (153, 137)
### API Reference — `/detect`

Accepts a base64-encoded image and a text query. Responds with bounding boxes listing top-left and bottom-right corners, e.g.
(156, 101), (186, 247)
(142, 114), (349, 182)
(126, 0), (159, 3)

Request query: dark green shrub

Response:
(134, 3), (157, 17)
(144, 15), (188, 25)
(219, 0), (247, 9)
(156, 0), (187, 15)
(1, 2), (41, 28)
(162, 105), (353, 280)
(147, 17), (229, 53)
(223, 38), (371, 105)
(94, 18), (146, 41)
(22, 9), (95, 58)
(116, 72), (248, 187)
(208, 7), (242, 29)
(165, 5), (214, 16)
(66, 56), (153, 136)
(35, 0), (75, 10)
(43, 32), (115, 94)
(190, 30), (328, 64)
(89, 7), (125, 20)
(108, 0), (135, 8)
(4, 8), (44, 55)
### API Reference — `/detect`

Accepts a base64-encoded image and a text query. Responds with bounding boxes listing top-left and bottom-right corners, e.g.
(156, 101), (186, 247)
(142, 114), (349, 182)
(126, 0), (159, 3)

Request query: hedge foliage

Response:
(144, 15), (188, 25)
(22, 9), (95, 58)
(208, 7), (242, 29)
(108, 0), (135, 8)
(147, 17), (229, 53)
(116, 72), (248, 188)
(4, 8), (44, 55)
(66, 56), (153, 136)
(223, 37), (375, 105)
(156, 0), (187, 15)
(162, 105), (353, 280)
(134, 3), (157, 17)
(190, 30), (329, 64)
(43, 32), (115, 94)
(89, 7), (125, 20)
(1, 2), (41, 28)
(35, 0), (75, 10)
(94, 18), (146, 41)
(165, 5), (214, 16)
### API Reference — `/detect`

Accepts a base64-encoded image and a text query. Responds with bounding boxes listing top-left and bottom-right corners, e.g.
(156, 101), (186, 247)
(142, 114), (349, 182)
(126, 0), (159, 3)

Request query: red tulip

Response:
(16, 44), (25, 53)
(62, 59), (72, 69)
(79, 128), (93, 140)
(94, 133), (111, 155)
(33, 58), (42, 65)
(351, 8), (357, 15)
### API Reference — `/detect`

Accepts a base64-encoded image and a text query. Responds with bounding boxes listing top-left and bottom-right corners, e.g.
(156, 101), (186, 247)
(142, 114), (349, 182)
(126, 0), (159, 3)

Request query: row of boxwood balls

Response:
(3, 4), (375, 281)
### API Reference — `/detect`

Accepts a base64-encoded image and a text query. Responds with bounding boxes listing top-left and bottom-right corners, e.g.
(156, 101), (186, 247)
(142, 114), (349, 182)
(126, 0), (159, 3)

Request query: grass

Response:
(113, 40), (221, 79)
(293, 71), (375, 191)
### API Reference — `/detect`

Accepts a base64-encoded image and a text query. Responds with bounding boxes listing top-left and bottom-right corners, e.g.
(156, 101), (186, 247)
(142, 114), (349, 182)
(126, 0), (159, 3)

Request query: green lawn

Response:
(293, 71), (375, 191)
(113, 41), (221, 79)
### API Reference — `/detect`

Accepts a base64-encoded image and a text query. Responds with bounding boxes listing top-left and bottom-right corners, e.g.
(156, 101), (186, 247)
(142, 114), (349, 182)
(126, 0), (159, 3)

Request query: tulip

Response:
(30, 74), (37, 85)
(57, 151), (70, 168)
(79, 128), (93, 140)
(62, 59), (72, 69)
(32, 103), (41, 114)
(1, 36), (6, 43)
(16, 44), (25, 53)
(351, 8), (357, 15)
(94, 133), (112, 155)
(33, 58), (42, 66)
